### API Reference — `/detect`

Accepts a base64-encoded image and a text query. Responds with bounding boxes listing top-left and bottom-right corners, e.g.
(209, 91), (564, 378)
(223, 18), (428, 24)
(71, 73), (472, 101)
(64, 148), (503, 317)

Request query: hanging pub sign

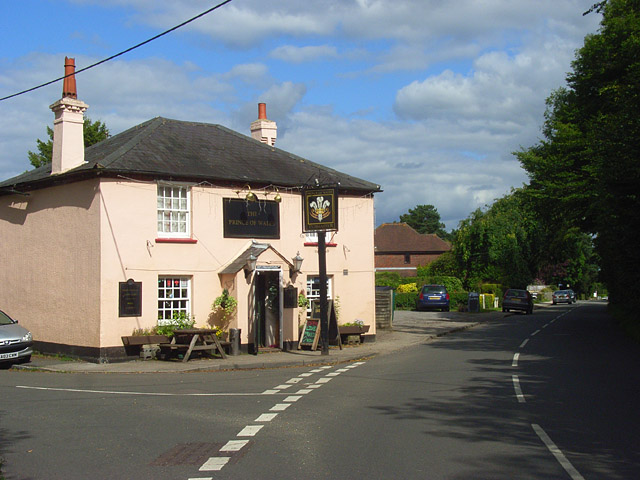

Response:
(223, 198), (280, 238)
(302, 187), (338, 232)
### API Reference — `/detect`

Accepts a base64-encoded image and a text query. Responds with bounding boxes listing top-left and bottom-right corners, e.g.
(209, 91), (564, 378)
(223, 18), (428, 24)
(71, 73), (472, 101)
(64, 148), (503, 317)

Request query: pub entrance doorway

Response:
(253, 268), (282, 351)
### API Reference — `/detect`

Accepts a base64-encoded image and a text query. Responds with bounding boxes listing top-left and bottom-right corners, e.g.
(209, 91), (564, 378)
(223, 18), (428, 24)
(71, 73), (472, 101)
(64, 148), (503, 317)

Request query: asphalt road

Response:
(1, 301), (637, 479)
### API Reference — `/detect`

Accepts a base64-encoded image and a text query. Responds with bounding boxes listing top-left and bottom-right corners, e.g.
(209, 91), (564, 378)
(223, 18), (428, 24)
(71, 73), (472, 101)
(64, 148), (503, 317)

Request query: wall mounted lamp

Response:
(245, 253), (257, 277)
(291, 251), (304, 275)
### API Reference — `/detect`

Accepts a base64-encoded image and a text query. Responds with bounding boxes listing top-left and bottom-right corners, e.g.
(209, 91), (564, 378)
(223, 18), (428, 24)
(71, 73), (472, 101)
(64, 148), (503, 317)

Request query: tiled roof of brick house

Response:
(375, 223), (451, 253)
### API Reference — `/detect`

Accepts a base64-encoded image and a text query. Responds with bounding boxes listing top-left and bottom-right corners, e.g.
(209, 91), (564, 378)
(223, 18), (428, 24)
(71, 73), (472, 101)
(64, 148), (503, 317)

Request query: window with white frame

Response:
(157, 276), (191, 324)
(306, 275), (333, 317)
(157, 184), (190, 237)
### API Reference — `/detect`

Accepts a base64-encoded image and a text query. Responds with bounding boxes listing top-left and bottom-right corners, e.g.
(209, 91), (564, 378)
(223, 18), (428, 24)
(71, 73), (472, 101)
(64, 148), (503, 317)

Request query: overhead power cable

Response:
(0, 0), (234, 102)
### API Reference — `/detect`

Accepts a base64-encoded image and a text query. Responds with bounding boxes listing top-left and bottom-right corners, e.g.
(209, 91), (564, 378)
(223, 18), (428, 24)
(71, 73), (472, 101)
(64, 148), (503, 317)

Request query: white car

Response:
(0, 310), (33, 365)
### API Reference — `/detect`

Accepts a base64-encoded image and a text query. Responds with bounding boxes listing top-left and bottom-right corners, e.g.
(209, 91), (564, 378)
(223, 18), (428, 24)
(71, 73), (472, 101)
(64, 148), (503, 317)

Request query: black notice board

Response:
(119, 280), (142, 317)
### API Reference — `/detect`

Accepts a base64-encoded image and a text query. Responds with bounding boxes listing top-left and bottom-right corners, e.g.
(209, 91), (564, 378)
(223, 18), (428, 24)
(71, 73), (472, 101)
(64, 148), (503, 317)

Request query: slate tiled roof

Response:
(375, 223), (451, 253)
(0, 117), (381, 195)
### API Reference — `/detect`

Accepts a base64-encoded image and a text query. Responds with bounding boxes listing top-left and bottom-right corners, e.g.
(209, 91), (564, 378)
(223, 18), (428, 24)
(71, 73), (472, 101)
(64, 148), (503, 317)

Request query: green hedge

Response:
(395, 292), (418, 310)
(395, 290), (471, 311)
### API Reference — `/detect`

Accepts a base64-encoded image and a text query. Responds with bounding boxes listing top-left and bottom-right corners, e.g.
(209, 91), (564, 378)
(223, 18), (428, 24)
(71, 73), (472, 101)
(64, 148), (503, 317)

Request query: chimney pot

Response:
(251, 103), (277, 146)
(62, 57), (77, 99)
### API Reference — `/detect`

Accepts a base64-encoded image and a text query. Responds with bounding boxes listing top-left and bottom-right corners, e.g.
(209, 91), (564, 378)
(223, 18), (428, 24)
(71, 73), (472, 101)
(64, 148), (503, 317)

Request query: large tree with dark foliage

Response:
(516, 0), (640, 312)
(28, 118), (109, 168)
(399, 204), (450, 240)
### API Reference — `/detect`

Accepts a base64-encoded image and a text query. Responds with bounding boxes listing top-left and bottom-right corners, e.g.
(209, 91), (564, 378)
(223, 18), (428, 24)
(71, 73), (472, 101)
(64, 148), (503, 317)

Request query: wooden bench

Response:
(157, 329), (229, 362)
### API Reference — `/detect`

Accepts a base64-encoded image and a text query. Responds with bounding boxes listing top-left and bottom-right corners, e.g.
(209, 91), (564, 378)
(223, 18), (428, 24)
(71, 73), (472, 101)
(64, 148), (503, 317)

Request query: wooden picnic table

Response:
(158, 328), (228, 362)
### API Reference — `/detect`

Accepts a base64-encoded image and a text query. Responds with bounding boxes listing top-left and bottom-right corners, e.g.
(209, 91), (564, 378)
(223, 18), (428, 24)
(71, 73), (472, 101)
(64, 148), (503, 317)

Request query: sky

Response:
(0, 0), (602, 230)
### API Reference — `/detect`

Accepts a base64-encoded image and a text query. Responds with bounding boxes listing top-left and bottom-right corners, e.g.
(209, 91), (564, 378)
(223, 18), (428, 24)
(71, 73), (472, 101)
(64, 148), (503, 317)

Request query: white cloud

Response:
(269, 45), (338, 63)
(1, 0), (602, 230)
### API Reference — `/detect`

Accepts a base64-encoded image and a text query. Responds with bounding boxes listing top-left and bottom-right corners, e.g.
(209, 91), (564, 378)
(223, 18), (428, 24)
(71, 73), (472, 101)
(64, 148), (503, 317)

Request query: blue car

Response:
(416, 285), (450, 312)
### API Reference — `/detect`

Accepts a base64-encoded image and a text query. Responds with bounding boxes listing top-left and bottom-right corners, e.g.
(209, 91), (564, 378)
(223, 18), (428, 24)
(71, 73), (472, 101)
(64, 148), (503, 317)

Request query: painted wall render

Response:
(1, 176), (376, 355)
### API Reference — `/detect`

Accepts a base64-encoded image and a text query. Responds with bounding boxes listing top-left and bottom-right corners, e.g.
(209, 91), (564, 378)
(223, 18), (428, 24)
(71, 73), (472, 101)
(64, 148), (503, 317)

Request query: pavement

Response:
(13, 309), (513, 374)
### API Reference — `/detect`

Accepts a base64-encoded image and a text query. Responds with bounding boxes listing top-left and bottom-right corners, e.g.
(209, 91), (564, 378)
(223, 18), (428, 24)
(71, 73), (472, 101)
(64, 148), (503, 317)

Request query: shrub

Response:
(395, 292), (418, 310)
(449, 291), (469, 311)
(156, 311), (195, 337)
(397, 283), (418, 293)
(375, 272), (402, 289)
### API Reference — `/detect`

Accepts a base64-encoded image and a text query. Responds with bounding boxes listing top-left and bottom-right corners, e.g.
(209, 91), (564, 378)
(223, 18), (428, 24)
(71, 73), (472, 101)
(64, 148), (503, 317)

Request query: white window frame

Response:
(157, 276), (191, 324)
(304, 231), (333, 244)
(306, 275), (333, 317)
(157, 183), (191, 238)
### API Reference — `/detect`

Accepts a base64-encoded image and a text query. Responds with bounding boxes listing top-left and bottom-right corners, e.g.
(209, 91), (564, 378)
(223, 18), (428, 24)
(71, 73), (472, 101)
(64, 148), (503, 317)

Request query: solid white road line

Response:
(16, 386), (275, 396)
(532, 424), (585, 480)
(512, 375), (526, 403)
(512, 353), (520, 367)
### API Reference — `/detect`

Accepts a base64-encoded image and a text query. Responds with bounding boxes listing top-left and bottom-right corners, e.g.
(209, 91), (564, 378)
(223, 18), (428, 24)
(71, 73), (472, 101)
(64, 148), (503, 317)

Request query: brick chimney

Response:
(49, 57), (89, 175)
(250, 103), (277, 146)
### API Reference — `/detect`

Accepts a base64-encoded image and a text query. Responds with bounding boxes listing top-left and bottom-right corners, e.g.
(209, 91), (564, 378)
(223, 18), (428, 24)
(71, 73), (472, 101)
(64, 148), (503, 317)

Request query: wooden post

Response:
(318, 231), (329, 355)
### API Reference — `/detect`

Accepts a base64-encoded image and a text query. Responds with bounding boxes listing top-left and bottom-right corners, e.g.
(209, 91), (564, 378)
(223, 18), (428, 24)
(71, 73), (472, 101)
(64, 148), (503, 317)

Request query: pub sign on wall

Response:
(223, 198), (280, 238)
(302, 187), (338, 232)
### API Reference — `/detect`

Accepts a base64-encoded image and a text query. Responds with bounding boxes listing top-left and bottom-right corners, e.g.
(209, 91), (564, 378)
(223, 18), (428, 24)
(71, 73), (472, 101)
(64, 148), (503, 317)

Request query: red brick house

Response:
(374, 223), (451, 277)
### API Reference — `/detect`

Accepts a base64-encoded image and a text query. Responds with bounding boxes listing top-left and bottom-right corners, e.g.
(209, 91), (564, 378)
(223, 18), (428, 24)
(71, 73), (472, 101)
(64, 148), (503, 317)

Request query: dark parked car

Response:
(0, 310), (33, 365)
(416, 285), (450, 312)
(502, 289), (533, 314)
(552, 290), (574, 304)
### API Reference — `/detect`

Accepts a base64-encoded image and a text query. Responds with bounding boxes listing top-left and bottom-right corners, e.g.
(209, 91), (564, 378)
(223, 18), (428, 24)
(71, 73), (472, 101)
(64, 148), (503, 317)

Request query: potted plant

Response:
(211, 289), (238, 340)
(338, 319), (370, 335)
(121, 326), (170, 346)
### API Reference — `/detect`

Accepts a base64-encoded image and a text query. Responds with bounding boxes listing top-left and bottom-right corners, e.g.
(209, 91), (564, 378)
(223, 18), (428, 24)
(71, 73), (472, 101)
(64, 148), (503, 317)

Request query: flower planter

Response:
(121, 335), (170, 346)
(338, 325), (370, 335)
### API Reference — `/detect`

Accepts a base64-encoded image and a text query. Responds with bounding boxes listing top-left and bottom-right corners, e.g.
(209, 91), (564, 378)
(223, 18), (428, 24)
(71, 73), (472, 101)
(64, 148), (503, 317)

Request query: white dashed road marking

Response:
(512, 353), (519, 367)
(238, 425), (263, 436)
(189, 361), (367, 477)
(220, 440), (249, 452)
(512, 375), (525, 403)
(199, 457), (229, 471)
(532, 424), (585, 480)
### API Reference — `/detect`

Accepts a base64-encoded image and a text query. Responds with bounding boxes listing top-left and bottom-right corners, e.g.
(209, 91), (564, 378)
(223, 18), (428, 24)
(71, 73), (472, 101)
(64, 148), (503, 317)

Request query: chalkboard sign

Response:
(298, 318), (320, 350)
(119, 279), (142, 317)
(300, 300), (341, 350)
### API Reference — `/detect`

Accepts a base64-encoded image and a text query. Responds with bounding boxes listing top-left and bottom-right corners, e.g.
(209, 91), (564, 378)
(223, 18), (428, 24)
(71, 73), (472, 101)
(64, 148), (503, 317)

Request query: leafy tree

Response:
(399, 204), (450, 240)
(28, 118), (109, 168)
(516, 0), (640, 310)
(452, 190), (546, 290)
